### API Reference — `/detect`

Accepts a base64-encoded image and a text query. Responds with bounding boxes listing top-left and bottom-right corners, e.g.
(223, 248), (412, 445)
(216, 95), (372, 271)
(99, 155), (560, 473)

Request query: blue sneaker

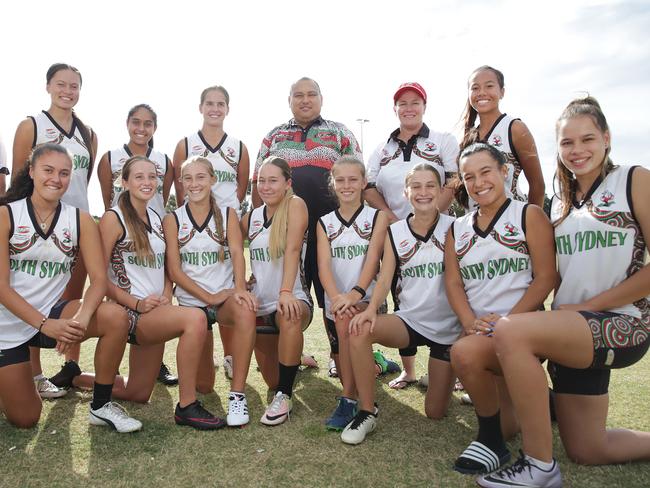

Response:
(325, 397), (358, 431)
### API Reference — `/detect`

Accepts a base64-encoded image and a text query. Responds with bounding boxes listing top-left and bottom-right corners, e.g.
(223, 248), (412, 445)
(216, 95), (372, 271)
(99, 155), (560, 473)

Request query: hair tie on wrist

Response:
(38, 316), (47, 333)
(135, 299), (140, 312)
(280, 288), (292, 295)
(352, 285), (366, 297)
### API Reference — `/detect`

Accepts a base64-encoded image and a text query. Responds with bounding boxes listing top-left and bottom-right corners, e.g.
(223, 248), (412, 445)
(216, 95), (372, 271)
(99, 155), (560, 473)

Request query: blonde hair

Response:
(260, 157), (294, 260)
(119, 156), (157, 257)
(329, 156), (366, 206)
(181, 156), (226, 262)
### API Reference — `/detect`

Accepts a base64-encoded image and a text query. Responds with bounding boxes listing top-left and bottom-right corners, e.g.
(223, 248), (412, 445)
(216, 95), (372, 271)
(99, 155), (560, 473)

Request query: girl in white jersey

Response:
(316, 156), (389, 431)
(173, 85), (251, 379)
(98, 104), (173, 216)
(12, 63), (98, 398)
(163, 156), (257, 426)
(100, 156), (224, 430)
(475, 98), (650, 488)
(459, 66), (545, 209)
(341, 164), (462, 445)
(0, 144), (140, 433)
(242, 156), (312, 426)
(447, 143), (556, 476)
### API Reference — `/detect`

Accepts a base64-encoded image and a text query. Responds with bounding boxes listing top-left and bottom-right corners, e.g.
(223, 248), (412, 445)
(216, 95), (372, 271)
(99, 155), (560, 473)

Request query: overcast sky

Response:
(1, 0), (648, 215)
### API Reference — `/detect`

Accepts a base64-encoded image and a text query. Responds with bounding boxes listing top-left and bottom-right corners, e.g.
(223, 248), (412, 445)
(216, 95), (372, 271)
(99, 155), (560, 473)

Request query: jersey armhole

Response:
(224, 207), (231, 242)
(450, 222), (456, 239)
(106, 209), (127, 242)
(183, 138), (189, 160)
(29, 116), (37, 148)
(626, 166), (639, 222)
(76, 208), (81, 246)
(172, 210), (180, 230)
(507, 118), (522, 165)
(521, 203), (530, 236)
(238, 140), (243, 164)
(370, 208), (380, 235)
(317, 217), (327, 234)
(387, 226), (399, 262)
(4, 203), (14, 238)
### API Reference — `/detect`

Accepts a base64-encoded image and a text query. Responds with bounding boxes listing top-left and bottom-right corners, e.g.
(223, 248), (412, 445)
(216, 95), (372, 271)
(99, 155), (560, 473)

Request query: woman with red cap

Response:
(365, 82), (459, 389)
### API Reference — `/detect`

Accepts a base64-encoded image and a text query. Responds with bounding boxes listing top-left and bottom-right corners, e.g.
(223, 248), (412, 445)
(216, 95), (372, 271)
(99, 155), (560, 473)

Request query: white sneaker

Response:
(89, 402), (142, 433)
(477, 451), (562, 488)
(227, 392), (249, 426)
(223, 355), (233, 379)
(35, 376), (67, 399)
(418, 374), (429, 388)
(260, 392), (292, 426)
(341, 406), (378, 445)
(460, 393), (473, 405)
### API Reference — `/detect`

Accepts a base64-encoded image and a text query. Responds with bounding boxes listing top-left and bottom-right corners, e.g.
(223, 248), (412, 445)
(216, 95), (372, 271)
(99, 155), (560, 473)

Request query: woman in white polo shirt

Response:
(364, 82), (459, 388)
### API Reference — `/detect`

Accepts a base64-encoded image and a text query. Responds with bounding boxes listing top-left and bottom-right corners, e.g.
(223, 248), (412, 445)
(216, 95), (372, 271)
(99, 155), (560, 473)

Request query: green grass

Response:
(2, 306), (650, 487)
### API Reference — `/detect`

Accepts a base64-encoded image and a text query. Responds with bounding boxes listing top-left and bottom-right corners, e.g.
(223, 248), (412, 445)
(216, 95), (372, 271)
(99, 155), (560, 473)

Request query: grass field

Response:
(2, 306), (650, 488)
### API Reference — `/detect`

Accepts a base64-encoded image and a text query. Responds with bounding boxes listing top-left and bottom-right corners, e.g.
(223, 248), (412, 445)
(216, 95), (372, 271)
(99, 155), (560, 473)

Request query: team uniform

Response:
(248, 205), (312, 324)
(0, 199), (79, 366)
(367, 124), (458, 220)
(30, 111), (92, 211)
(173, 204), (232, 329)
(109, 145), (170, 215)
(318, 205), (378, 352)
(388, 213), (461, 359)
(453, 199), (532, 318)
(550, 165), (650, 394)
(107, 206), (165, 344)
(185, 132), (242, 214)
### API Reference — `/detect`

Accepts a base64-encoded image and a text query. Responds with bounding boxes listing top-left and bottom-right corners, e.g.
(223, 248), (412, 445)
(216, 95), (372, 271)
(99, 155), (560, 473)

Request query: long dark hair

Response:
(553, 96), (615, 226)
(0, 144), (72, 205)
(127, 103), (158, 148)
(454, 142), (506, 209)
(46, 63), (95, 179)
(460, 65), (505, 149)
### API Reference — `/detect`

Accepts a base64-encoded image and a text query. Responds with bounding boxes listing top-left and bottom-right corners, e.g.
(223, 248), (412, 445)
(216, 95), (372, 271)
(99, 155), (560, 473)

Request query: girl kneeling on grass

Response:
(242, 156), (312, 426)
(0, 143), (140, 432)
(316, 156), (389, 431)
(475, 97), (650, 488)
(163, 156), (257, 426)
(447, 143), (556, 475)
(342, 163), (461, 445)
(100, 155), (223, 430)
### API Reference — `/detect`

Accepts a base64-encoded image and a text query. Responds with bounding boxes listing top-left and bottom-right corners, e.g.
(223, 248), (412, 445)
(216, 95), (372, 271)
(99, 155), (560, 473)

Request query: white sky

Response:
(1, 0), (648, 216)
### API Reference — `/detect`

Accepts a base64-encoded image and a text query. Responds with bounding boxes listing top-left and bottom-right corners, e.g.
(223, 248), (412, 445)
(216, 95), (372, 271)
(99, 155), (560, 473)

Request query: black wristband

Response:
(352, 285), (366, 298)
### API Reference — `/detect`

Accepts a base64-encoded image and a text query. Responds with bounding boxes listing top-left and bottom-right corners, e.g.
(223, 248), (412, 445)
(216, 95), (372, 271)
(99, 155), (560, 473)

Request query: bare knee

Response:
(196, 383), (213, 395)
(492, 317), (523, 356)
(98, 304), (130, 338)
(450, 338), (480, 376)
(8, 405), (41, 429)
(563, 439), (608, 465)
(184, 310), (208, 337)
(425, 405), (447, 420)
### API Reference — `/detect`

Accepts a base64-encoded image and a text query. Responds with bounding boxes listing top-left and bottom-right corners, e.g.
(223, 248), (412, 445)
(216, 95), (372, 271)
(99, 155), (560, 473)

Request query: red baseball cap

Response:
(393, 82), (427, 104)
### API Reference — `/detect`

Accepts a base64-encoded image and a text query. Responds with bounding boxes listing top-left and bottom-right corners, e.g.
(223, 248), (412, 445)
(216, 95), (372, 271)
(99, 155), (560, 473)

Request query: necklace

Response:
(33, 206), (56, 230)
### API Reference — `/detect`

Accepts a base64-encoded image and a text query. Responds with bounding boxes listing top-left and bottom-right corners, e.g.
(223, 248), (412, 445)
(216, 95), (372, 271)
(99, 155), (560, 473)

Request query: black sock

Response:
(476, 410), (506, 451)
(277, 362), (300, 397)
(91, 382), (113, 410)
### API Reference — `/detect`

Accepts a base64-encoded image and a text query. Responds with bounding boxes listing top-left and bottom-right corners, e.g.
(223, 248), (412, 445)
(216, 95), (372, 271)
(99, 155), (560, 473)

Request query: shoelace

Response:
(267, 395), (287, 415)
(230, 395), (248, 414)
(497, 451), (533, 478)
(348, 411), (372, 430)
(104, 402), (131, 419)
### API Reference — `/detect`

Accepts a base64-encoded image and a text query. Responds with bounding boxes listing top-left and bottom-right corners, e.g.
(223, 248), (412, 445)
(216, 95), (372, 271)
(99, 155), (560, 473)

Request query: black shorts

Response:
(304, 235), (325, 308)
(198, 305), (219, 331)
(255, 301), (314, 336)
(396, 316), (452, 362)
(549, 311), (650, 395)
(325, 317), (338, 354)
(0, 300), (68, 368)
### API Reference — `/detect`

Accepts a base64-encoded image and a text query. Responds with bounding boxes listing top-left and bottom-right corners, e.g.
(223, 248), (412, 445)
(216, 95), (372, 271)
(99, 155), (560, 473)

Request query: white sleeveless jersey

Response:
(453, 199), (531, 318)
(248, 204), (311, 316)
(389, 214), (461, 344)
(108, 206), (166, 299)
(0, 199), (79, 349)
(318, 205), (379, 320)
(109, 145), (169, 215)
(552, 165), (648, 318)
(186, 132), (242, 212)
(31, 111), (91, 211)
(173, 205), (233, 307)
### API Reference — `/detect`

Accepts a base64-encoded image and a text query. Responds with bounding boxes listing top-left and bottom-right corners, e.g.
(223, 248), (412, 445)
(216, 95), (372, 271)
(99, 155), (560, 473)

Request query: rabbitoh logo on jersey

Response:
(399, 239), (410, 250)
(46, 128), (58, 139)
(503, 221), (520, 237)
(227, 147), (236, 158)
(459, 231), (471, 245)
(424, 142), (437, 152)
(599, 190), (615, 207)
(362, 221), (370, 231)
(492, 135), (503, 147)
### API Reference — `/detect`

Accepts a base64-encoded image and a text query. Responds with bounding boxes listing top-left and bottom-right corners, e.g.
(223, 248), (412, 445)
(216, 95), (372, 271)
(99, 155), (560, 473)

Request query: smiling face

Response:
(332, 162), (366, 206)
(123, 159), (158, 203)
(200, 89), (229, 127)
(127, 107), (157, 147)
(46, 69), (81, 111)
(257, 162), (291, 207)
(394, 90), (426, 132)
(557, 115), (610, 180)
(468, 68), (504, 115)
(181, 159), (215, 204)
(30, 150), (72, 203)
(404, 168), (440, 213)
(289, 79), (322, 127)
(460, 150), (508, 207)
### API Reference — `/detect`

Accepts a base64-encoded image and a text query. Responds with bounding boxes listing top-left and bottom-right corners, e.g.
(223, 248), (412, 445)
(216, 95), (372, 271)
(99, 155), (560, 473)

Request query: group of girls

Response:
(0, 62), (649, 488)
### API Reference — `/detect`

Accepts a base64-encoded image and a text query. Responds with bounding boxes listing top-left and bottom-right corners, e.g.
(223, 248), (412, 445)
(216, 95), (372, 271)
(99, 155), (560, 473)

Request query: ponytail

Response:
(268, 188), (294, 260)
(71, 111), (95, 181)
(209, 193), (227, 262)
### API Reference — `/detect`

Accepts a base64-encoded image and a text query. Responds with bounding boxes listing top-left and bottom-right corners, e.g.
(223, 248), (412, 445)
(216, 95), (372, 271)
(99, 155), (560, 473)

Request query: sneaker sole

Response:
(260, 412), (290, 426)
(226, 416), (250, 427)
(174, 415), (226, 430)
(88, 412), (142, 433)
(39, 390), (68, 399)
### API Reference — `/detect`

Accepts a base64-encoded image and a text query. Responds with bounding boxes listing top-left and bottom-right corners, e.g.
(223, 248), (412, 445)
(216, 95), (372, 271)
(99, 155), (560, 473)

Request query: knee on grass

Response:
(8, 405), (41, 429)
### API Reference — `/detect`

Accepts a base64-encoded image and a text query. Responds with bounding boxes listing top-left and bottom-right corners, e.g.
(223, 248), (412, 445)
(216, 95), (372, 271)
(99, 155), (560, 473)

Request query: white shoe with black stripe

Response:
(477, 451), (562, 488)
(454, 441), (510, 474)
(89, 402), (142, 433)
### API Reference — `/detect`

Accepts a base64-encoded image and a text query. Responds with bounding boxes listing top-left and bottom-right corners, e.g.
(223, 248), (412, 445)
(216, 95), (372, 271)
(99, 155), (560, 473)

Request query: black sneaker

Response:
(174, 401), (226, 430)
(158, 363), (178, 386)
(49, 360), (82, 389)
